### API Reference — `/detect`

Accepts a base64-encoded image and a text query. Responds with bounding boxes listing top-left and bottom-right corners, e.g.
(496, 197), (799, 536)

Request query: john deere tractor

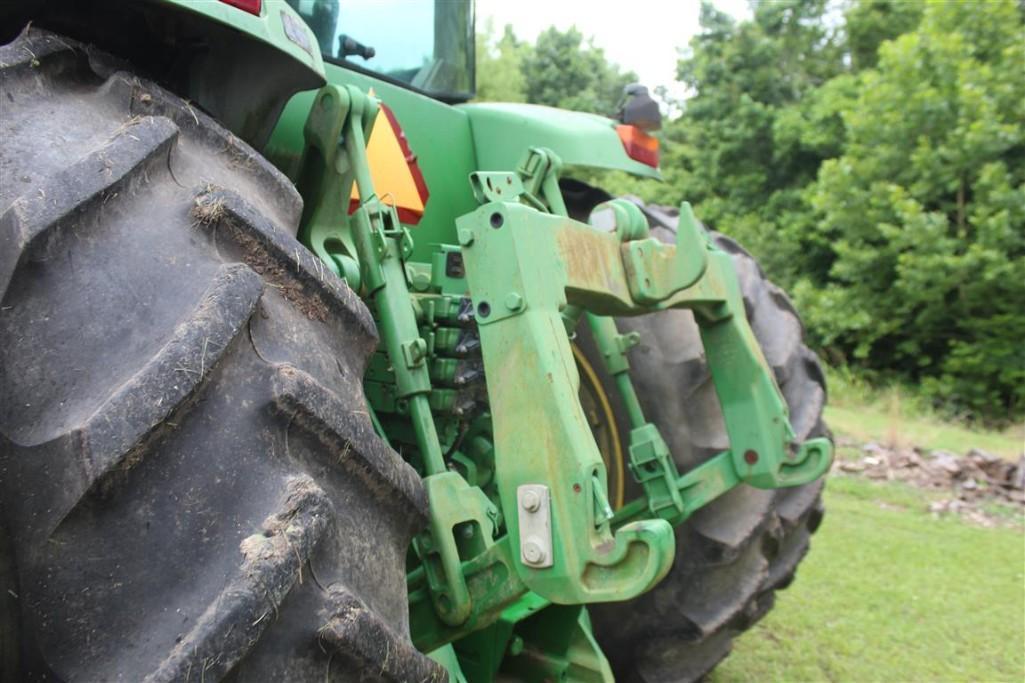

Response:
(0, 1), (832, 680)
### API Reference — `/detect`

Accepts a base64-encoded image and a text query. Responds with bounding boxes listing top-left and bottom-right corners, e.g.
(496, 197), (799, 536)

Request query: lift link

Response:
(483, 155), (831, 530)
(458, 191), (678, 605)
(602, 201), (834, 528)
(586, 313), (687, 521)
(458, 156), (833, 551)
(300, 84), (500, 628)
(567, 192), (833, 529)
(580, 201), (697, 522)
(509, 153), (691, 524)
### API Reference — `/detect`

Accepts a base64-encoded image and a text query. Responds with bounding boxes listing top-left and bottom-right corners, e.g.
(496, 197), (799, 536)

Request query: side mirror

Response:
(618, 84), (662, 132)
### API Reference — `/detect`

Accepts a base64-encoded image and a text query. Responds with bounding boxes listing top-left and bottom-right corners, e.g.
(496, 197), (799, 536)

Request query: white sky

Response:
(477, 0), (753, 102)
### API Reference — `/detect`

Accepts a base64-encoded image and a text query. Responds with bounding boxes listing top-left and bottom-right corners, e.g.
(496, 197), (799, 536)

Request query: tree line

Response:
(475, 0), (1025, 423)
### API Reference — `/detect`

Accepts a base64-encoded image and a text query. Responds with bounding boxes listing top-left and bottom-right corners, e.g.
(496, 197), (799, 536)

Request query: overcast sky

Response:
(477, 0), (753, 102)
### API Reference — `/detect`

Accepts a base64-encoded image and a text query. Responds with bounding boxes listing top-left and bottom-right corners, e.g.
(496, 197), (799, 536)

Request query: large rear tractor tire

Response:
(0, 28), (442, 682)
(587, 202), (830, 682)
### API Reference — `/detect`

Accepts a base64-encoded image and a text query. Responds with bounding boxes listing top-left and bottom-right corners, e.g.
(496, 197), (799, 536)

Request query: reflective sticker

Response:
(349, 102), (430, 225)
(281, 10), (314, 57)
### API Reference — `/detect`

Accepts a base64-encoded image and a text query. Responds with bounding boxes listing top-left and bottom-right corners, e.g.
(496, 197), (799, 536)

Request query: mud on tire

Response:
(0, 28), (442, 682)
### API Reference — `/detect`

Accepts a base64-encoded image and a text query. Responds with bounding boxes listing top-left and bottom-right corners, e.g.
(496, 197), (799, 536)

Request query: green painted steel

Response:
(406, 147), (830, 671)
(154, 0), (324, 80)
(117, 2), (833, 677)
(265, 62), (481, 264)
(457, 198), (678, 604)
(455, 603), (614, 681)
(456, 184), (831, 510)
(265, 72), (661, 267)
(459, 103), (662, 180)
(299, 86), (525, 663)
(290, 73), (833, 674)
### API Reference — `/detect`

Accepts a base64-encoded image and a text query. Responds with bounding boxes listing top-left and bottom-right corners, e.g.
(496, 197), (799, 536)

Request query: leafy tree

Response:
(662, 0), (849, 282)
(802, 0), (1025, 420)
(475, 23), (636, 116)
(844, 0), (923, 70)
(474, 19), (529, 103)
(470, 1), (1024, 421)
(521, 26), (637, 116)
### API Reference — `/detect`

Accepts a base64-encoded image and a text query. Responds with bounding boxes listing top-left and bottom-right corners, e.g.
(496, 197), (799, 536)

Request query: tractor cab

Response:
(286, 0), (475, 102)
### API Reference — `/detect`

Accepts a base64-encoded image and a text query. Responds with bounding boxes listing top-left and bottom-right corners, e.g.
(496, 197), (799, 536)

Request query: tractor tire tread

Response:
(0, 26), (441, 682)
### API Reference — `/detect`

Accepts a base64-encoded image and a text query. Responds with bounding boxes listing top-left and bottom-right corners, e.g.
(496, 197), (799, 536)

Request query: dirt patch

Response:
(833, 438), (1024, 527)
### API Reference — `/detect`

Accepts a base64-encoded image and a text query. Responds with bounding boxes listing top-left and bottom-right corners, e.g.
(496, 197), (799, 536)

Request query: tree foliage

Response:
(475, 24), (636, 116)
(666, 0), (1024, 421)
(474, 19), (528, 103)
(521, 27), (637, 115)
(804, 0), (1025, 419)
(643, 1), (861, 287)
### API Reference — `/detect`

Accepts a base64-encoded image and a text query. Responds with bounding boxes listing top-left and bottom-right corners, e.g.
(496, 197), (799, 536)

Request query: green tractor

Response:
(0, 1), (832, 680)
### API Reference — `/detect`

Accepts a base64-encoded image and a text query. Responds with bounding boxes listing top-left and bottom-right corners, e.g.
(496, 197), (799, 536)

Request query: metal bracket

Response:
(517, 485), (553, 568)
(470, 172), (532, 206)
(469, 147), (568, 217)
(459, 196), (833, 552)
(416, 471), (500, 626)
(621, 202), (709, 303)
(458, 200), (677, 606)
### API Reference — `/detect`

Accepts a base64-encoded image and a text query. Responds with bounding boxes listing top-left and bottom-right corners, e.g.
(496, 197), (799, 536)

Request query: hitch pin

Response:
(592, 473), (614, 527)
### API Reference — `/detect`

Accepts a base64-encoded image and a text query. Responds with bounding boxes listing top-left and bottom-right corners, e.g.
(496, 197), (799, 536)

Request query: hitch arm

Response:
(458, 199), (833, 556)
(458, 201), (679, 605)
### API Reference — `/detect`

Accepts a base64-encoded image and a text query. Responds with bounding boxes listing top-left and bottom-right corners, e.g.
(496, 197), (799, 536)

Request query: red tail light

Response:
(220, 0), (262, 15)
(616, 124), (659, 168)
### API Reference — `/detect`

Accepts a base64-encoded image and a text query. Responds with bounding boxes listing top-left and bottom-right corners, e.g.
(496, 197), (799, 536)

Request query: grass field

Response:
(711, 476), (1025, 682)
(709, 370), (1024, 682)
(823, 368), (1023, 460)
(826, 404), (1023, 461)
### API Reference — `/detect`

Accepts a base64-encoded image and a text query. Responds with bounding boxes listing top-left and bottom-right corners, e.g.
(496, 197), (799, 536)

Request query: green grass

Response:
(825, 368), (1023, 459)
(711, 476), (1025, 682)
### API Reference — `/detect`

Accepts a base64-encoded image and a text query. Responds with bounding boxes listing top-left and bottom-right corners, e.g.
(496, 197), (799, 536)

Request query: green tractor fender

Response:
(458, 102), (662, 180)
(0, 0), (325, 148)
(153, 0), (326, 79)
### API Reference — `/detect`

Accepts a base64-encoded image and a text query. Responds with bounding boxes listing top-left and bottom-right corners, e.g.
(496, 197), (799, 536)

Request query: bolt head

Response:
(457, 228), (475, 246)
(522, 489), (541, 512)
(505, 292), (524, 311)
(523, 539), (546, 564)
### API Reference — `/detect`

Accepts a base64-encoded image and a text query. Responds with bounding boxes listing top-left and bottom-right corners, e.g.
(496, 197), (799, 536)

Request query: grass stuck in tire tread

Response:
(0, 27), (442, 682)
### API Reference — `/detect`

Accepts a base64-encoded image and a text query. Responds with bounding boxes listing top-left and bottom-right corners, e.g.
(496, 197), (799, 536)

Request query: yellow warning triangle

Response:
(349, 99), (428, 224)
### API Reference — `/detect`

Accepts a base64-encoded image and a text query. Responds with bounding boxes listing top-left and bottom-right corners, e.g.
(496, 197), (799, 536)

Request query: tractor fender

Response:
(155, 0), (326, 81)
(158, 0), (323, 79)
(458, 102), (662, 180)
(0, 0), (325, 149)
